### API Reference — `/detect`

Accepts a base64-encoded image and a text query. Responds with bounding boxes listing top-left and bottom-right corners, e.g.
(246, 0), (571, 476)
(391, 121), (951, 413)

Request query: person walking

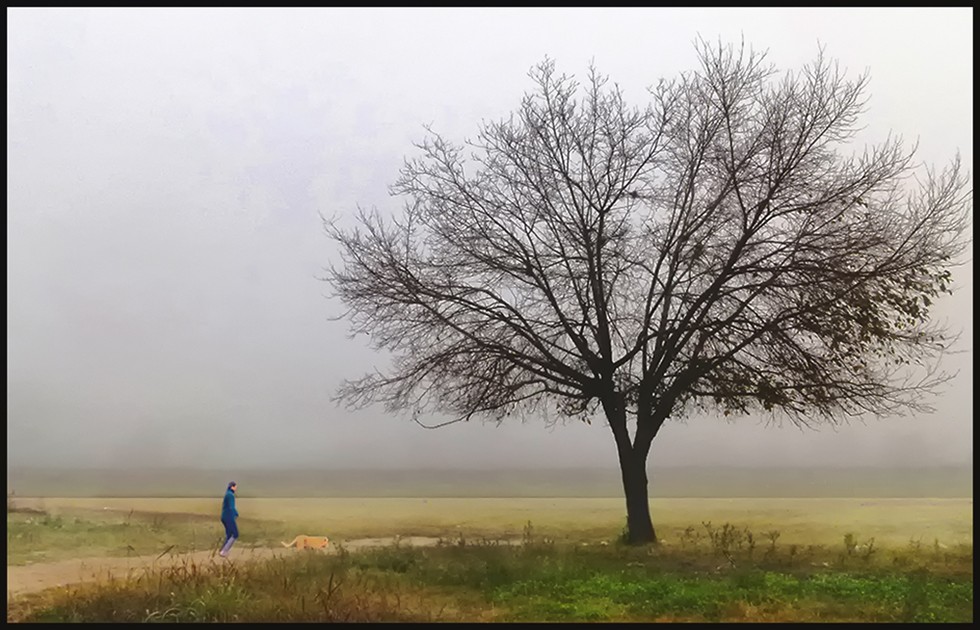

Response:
(219, 481), (239, 557)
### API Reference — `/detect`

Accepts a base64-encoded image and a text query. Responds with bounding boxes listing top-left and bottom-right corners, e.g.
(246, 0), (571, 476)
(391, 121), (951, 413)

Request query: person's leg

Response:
(220, 520), (239, 556)
(219, 520), (235, 556)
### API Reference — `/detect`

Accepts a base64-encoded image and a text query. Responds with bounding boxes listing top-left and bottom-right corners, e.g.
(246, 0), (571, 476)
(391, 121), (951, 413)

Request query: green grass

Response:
(7, 496), (973, 622)
(478, 553), (973, 622)
(8, 535), (973, 622)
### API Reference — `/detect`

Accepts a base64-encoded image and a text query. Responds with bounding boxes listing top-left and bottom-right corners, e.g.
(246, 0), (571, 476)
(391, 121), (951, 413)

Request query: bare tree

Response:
(323, 40), (971, 544)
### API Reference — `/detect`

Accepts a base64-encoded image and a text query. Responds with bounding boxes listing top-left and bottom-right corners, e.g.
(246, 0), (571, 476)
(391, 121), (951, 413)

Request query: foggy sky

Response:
(6, 8), (973, 471)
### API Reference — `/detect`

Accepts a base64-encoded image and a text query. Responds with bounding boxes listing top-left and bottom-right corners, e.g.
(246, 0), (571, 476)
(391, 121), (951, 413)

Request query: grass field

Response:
(7, 492), (973, 622)
(8, 496), (973, 564)
(6, 501), (974, 622)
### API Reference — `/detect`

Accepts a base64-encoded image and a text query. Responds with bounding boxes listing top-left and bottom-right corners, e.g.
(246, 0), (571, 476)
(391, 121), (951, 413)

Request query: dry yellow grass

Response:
(11, 496), (973, 548)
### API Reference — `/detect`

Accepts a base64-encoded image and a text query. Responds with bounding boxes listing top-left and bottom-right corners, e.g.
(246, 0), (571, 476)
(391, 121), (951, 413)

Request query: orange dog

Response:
(281, 535), (330, 549)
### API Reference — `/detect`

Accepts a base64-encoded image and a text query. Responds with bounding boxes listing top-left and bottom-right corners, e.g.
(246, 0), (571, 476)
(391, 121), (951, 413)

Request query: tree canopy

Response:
(323, 40), (971, 543)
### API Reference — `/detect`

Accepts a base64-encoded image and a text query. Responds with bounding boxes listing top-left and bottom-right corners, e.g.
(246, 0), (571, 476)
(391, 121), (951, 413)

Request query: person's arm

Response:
(232, 493), (238, 518)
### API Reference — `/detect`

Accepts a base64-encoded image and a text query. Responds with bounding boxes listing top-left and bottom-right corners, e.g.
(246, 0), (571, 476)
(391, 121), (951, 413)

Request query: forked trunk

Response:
(605, 390), (661, 545)
(618, 446), (657, 544)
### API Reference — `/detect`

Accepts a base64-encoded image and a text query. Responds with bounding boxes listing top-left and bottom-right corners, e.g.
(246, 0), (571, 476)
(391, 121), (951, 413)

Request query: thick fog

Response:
(7, 8), (972, 471)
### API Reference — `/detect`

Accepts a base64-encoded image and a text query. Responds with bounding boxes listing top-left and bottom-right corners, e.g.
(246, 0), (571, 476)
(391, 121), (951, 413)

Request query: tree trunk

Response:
(604, 390), (660, 545)
(618, 445), (657, 544)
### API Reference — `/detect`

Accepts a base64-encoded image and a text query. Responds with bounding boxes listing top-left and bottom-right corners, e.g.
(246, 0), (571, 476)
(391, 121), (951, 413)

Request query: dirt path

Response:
(7, 536), (459, 600)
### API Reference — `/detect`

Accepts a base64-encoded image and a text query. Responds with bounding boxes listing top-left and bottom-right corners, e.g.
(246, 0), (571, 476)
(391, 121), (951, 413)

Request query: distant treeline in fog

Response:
(6, 466), (972, 498)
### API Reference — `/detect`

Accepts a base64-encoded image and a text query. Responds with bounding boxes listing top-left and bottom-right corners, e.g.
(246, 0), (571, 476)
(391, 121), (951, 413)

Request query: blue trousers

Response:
(220, 518), (238, 554)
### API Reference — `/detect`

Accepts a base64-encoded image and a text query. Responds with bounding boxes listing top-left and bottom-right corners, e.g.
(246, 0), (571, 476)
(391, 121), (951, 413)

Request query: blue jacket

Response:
(221, 488), (238, 522)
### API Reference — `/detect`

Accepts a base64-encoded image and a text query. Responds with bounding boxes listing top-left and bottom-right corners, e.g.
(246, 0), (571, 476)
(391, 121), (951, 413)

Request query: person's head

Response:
(228, 481), (237, 492)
